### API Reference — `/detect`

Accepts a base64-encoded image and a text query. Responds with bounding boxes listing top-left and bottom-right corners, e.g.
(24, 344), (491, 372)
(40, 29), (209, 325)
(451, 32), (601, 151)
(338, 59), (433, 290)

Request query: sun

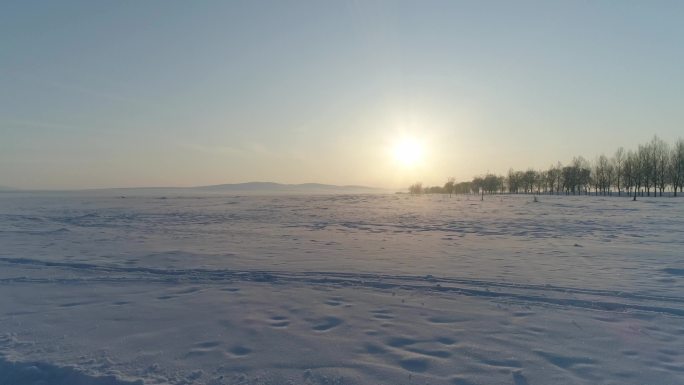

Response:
(392, 137), (424, 167)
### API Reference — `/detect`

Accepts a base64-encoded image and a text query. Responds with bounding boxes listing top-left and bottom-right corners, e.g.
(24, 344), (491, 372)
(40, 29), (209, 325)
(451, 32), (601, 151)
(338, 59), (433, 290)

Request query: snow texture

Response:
(1, 192), (683, 385)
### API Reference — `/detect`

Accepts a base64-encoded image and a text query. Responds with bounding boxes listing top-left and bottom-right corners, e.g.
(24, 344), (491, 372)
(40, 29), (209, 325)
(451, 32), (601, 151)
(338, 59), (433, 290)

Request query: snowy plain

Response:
(1, 192), (683, 385)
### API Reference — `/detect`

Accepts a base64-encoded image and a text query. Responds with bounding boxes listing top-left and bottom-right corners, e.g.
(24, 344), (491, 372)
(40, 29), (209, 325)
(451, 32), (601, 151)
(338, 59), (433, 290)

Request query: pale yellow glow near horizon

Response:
(392, 136), (424, 168)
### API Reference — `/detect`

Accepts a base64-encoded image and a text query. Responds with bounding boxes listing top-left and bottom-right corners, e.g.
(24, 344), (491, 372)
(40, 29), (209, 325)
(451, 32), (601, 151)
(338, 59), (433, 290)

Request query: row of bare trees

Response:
(410, 136), (684, 198)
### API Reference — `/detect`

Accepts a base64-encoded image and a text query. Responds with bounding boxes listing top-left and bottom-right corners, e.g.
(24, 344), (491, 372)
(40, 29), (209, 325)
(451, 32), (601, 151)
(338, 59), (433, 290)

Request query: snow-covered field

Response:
(1, 192), (683, 385)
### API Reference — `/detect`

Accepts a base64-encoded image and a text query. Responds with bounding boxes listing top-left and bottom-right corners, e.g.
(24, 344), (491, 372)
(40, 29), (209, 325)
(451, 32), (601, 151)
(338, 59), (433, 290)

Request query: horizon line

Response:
(0, 181), (392, 192)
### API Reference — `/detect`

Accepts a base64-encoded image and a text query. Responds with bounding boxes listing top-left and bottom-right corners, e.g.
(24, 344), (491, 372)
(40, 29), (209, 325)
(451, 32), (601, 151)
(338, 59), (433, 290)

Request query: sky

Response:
(2, 1), (683, 190)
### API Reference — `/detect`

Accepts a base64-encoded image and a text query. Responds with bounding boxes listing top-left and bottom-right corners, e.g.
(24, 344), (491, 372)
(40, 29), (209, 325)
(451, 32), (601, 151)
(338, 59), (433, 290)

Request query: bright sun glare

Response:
(393, 137), (424, 167)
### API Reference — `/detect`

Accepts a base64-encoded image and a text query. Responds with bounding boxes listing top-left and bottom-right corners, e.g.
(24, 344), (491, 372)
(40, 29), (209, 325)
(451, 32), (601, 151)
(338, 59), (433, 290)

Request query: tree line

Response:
(409, 136), (684, 199)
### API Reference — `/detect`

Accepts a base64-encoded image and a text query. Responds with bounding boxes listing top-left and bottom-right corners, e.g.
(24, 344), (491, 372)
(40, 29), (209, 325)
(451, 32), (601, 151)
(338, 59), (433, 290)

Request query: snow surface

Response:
(1, 192), (683, 385)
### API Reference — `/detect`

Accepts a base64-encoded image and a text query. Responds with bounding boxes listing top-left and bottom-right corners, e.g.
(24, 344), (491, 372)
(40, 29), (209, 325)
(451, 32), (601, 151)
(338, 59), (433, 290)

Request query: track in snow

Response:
(2, 257), (683, 318)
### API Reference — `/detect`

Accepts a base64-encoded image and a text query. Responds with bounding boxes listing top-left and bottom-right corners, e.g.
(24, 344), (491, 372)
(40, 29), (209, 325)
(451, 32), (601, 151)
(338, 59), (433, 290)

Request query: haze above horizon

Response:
(2, 1), (683, 190)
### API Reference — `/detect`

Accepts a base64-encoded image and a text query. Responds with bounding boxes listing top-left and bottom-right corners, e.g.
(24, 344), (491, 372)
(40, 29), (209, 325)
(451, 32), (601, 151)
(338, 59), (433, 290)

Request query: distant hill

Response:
(0, 182), (386, 195)
(195, 182), (384, 194)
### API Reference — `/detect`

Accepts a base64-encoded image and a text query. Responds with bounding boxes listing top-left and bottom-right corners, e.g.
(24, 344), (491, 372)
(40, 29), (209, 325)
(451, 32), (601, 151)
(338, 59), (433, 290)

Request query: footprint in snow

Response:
(398, 358), (429, 373)
(406, 347), (452, 358)
(435, 336), (456, 345)
(363, 343), (387, 355)
(324, 298), (343, 306)
(451, 377), (477, 385)
(269, 315), (290, 328)
(220, 287), (240, 292)
(186, 341), (222, 357)
(513, 370), (530, 385)
(228, 345), (252, 357)
(385, 336), (417, 348)
(311, 316), (343, 331)
(371, 309), (395, 320)
(195, 341), (221, 348)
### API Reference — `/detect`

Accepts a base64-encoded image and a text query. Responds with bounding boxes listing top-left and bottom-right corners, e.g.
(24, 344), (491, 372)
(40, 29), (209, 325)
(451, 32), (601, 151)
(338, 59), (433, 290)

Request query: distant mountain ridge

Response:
(0, 182), (385, 194)
(196, 182), (382, 193)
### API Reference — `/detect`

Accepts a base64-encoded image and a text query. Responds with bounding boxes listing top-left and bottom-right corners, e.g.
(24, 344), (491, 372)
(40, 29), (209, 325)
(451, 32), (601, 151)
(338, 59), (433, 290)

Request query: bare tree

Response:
(562, 166), (576, 194)
(454, 181), (472, 194)
(507, 169), (521, 194)
(637, 146), (651, 199)
(596, 154), (611, 195)
(642, 136), (666, 196)
(605, 160), (615, 196)
(496, 176), (505, 194)
(670, 139), (684, 196)
(431, 136), (681, 201)
(571, 157), (591, 195)
(546, 165), (559, 194)
(443, 177), (455, 197)
(523, 169), (537, 194)
(613, 147), (624, 196)
(591, 159), (599, 195)
(639, 144), (652, 196)
(554, 161), (563, 194)
(623, 150), (636, 198)
(534, 170), (546, 194)
(471, 176), (485, 199)
(408, 182), (423, 195)
(654, 138), (670, 196)
(483, 174), (500, 194)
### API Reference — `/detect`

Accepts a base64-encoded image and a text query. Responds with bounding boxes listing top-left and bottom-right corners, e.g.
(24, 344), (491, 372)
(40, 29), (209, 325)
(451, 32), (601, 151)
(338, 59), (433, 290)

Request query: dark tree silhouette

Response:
(407, 136), (683, 199)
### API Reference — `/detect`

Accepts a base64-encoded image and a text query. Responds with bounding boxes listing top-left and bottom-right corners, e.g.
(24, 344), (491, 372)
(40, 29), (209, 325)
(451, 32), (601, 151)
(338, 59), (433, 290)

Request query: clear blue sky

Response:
(2, 1), (683, 189)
